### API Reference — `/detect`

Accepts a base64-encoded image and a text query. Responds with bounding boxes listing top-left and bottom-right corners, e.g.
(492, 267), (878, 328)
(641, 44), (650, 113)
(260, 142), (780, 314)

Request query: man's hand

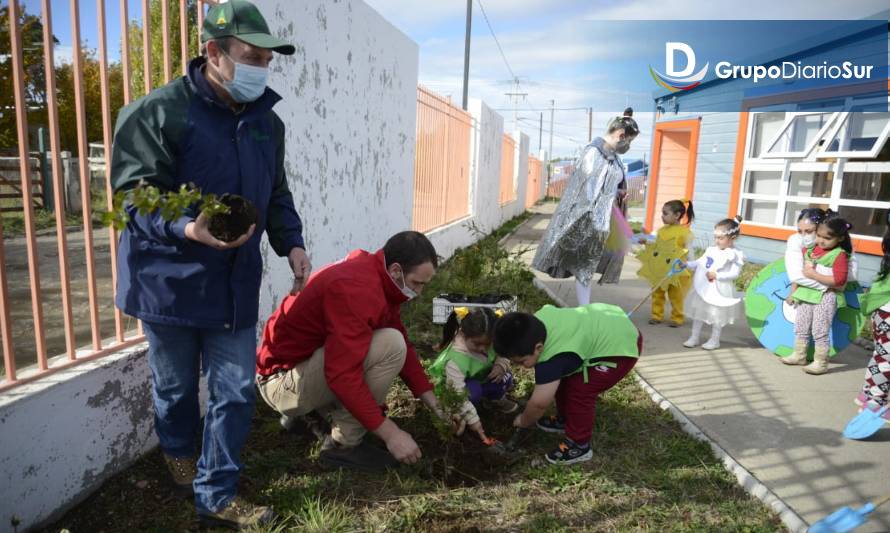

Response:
(184, 211), (255, 249)
(288, 247), (312, 294)
(384, 428), (422, 464)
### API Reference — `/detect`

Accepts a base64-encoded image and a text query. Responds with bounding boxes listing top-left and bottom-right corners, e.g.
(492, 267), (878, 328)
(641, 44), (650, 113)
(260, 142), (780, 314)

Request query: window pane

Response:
(788, 170), (832, 198)
(744, 170), (782, 195)
(837, 205), (890, 238)
(750, 112), (785, 158)
(742, 199), (777, 224)
(825, 112), (890, 153)
(840, 171), (890, 202)
(769, 113), (832, 153)
(784, 201), (829, 226)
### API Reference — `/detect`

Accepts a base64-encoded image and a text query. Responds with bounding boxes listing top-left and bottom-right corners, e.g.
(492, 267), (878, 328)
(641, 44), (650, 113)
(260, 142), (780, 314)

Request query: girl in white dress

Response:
(682, 217), (746, 350)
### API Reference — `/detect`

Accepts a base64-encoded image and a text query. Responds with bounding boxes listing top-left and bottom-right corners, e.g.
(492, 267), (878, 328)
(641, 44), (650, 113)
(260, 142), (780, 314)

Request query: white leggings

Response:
(575, 279), (591, 306)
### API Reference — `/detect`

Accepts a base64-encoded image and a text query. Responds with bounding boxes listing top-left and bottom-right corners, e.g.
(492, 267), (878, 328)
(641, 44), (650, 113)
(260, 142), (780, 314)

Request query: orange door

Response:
(645, 119), (701, 232)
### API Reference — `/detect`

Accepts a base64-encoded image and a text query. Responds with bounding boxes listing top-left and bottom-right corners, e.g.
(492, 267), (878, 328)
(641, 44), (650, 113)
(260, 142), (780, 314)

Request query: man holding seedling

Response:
(110, 0), (309, 528)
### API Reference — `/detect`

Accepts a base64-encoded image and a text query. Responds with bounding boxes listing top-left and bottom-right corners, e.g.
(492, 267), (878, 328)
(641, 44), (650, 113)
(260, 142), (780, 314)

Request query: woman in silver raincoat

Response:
(532, 110), (639, 306)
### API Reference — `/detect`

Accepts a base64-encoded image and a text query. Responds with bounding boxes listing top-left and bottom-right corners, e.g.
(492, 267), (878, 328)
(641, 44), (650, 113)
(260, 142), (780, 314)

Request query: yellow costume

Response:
(643, 224), (692, 325)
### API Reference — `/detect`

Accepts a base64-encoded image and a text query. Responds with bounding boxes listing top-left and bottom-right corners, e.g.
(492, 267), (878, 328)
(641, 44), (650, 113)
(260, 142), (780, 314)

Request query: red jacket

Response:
(257, 249), (433, 431)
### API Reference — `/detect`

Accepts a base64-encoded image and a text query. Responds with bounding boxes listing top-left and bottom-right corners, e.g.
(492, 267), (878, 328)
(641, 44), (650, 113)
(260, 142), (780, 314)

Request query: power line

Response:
(517, 118), (586, 145)
(494, 106), (590, 112)
(475, 0), (515, 81)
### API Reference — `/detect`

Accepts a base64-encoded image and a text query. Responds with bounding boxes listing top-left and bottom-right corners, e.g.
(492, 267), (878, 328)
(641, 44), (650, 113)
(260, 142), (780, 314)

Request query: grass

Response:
(0, 186), (108, 237)
(44, 213), (783, 533)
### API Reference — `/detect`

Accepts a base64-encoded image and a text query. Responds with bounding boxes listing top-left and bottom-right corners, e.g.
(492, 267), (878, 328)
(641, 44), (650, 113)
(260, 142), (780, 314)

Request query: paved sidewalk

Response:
(503, 203), (889, 533)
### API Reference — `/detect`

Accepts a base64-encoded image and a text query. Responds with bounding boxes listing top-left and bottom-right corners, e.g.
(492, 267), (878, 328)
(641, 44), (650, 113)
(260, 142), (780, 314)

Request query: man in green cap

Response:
(110, 0), (308, 528)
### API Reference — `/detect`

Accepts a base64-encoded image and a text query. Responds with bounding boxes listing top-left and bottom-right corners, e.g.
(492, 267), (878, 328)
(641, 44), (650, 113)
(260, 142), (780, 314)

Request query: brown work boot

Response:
(197, 496), (275, 529)
(162, 454), (196, 498)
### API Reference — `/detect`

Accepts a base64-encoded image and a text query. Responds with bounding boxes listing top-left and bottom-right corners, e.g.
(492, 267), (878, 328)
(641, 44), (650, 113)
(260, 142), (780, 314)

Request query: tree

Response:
(54, 49), (125, 152)
(127, 0), (200, 100)
(0, 4), (55, 151)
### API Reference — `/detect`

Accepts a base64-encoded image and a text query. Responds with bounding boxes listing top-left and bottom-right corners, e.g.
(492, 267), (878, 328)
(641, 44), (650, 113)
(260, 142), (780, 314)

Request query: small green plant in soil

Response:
(102, 182), (257, 242)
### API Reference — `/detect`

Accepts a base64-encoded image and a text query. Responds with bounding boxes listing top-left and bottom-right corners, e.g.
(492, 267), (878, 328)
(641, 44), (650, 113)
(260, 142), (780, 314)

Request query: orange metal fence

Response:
(525, 156), (543, 208)
(547, 176), (570, 198)
(498, 134), (516, 205)
(0, 0), (207, 392)
(411, 86), (473, 233)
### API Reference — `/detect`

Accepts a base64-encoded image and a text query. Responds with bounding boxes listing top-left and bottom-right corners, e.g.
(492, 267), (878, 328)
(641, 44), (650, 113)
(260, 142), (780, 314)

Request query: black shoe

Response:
(319, 437), (399, 472)
(280, 411), (330, 442)
(536, 415), (566, 433)
(545, 439), (592, 465)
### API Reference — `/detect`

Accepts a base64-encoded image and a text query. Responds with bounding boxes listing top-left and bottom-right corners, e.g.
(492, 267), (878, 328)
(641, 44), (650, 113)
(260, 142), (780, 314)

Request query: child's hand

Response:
(706, 271), (716, 282)
(803, 261), (816, 278)
(785, 294), (796, 305)
(469, 421), (488, 442)
(487, 364), (506, 382)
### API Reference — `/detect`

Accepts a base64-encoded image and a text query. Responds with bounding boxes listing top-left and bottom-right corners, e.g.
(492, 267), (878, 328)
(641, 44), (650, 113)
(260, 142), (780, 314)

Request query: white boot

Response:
(575, 279), (591, 306)
(783, 340), (809, 365)
(683, 320), (703, 348)
(803, 345), (830, 375)
(701, 325), (722, 350)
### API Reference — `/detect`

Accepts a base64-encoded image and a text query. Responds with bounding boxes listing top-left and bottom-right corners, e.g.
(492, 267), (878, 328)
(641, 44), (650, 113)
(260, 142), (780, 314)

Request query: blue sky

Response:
(10, 0), (890, 159)
(364, 0), (890, 159)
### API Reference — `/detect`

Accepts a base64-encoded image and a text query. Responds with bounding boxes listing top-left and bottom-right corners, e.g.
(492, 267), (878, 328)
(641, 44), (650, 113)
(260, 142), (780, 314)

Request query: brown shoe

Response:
(197, 496), (275, 529)
(162, 454), (196, 498)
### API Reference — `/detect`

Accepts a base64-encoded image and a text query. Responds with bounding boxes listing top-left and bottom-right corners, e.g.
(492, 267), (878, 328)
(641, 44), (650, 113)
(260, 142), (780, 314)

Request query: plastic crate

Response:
(431, 294), (517, 324)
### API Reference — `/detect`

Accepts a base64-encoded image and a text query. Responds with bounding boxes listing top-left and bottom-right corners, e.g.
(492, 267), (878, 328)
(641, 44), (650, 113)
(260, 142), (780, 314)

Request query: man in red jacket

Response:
(257, 231), (446, 470)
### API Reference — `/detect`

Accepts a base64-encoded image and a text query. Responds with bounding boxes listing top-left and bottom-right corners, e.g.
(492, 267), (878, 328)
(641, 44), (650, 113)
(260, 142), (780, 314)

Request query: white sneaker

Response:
(683, 337), (699, 348)
(701, 338), (720, 350)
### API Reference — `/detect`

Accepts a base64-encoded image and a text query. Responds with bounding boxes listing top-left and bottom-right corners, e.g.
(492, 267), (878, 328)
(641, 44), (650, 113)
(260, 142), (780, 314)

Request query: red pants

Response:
(554, 333), (641, 444)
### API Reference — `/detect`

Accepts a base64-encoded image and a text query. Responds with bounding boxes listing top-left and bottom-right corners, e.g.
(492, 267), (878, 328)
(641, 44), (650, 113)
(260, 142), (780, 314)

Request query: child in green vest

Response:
(429, 307), (517, 444)
(855, 229), (890, 424)
(784, 214), (853, 375)
(492, 304), (642, 465)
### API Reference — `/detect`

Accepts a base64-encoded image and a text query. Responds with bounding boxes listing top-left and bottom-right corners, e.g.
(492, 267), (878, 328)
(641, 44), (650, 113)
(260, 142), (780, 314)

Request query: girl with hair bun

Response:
(682, 216), (746, 350)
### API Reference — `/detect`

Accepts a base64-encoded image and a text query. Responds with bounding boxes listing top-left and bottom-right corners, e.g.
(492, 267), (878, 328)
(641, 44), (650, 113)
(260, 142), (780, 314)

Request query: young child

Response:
(429, 307), (517, 444)
(783, 213), (853, 375)
(682, 217), (746, 350)
(493, 303), (642, 465)
(854, 228), (890, 424)
(648, 199), (694, 327)
(853, 228), (890, 421)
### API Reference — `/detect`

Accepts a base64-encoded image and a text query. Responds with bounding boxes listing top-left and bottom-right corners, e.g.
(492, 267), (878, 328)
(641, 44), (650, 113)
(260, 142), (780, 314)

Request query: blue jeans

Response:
(143, 321), (257, 513)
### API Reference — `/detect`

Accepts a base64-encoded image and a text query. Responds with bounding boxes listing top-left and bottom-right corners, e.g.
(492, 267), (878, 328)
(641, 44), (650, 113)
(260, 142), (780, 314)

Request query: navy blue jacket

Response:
(111, 57), (304, 330)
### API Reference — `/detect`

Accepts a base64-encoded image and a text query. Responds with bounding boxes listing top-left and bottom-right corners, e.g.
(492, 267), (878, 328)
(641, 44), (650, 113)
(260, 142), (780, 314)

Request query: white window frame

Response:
(817, 111), (890, 159)
(760, 111), (841, 159)
(738, 105), (890, 243)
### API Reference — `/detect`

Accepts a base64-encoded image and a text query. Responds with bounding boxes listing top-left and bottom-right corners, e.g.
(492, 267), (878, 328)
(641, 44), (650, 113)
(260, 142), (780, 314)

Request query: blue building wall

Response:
(642, 27), (888, 282)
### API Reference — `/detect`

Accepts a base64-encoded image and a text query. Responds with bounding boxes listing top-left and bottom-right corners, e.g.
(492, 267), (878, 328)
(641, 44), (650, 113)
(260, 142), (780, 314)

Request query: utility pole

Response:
(461, 0), (472, 110)
(504, 78), (527, 132)
(538, 112), (543, 153)
(547, 99), (555, 182)
(588, 107), (593, 143)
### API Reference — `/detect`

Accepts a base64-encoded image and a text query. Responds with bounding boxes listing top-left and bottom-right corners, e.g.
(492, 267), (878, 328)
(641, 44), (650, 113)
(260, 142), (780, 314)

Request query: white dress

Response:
(684, 246), (745, 327)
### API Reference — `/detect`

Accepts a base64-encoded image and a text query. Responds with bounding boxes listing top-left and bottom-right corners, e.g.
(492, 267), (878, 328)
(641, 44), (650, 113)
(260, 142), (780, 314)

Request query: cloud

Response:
(365, 0), (586, 31)
(53, 45), (74, 68)
(585, 0), (890, 19)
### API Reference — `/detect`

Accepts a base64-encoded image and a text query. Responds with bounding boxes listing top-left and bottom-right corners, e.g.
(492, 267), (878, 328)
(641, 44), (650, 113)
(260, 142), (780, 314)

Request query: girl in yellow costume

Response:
(648, 200), (694, 326)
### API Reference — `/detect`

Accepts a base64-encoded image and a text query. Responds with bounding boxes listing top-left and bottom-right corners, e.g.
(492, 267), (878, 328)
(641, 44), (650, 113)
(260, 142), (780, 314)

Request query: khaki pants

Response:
(257, 328), (407, 446)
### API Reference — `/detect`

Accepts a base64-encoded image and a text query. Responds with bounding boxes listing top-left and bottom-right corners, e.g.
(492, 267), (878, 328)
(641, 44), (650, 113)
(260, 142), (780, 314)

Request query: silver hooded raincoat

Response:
(532, 137), (626, 286)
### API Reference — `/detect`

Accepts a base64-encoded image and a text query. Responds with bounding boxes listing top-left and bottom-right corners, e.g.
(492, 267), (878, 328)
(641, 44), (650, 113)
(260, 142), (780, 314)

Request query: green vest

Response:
(535, 304), (640, 382)
(429, 343), (497, 383)
(792, 247), (850, 308)
(861, 275), (890, 316)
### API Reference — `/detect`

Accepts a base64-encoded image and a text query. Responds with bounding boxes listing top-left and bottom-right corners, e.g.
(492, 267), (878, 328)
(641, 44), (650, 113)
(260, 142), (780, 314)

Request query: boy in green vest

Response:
(493, 304), (642, 464)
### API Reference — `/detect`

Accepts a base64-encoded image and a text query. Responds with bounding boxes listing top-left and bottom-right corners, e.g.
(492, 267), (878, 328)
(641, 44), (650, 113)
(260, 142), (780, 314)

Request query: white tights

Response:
(575, 279), (591, 306)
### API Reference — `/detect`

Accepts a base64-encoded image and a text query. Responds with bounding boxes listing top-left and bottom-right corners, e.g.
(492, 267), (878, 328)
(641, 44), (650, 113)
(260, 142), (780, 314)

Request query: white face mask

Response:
(395, 268), (417, 301)
(220, 51), (268, 103)
(801, 233), (816, 248)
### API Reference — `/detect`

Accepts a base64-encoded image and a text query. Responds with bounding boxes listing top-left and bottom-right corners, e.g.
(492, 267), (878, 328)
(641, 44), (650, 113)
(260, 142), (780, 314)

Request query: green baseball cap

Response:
(201, 0), (295, 55)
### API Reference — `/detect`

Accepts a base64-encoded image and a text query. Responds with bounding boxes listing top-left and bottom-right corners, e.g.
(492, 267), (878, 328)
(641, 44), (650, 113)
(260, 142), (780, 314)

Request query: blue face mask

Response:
(220, 52), (268, 103)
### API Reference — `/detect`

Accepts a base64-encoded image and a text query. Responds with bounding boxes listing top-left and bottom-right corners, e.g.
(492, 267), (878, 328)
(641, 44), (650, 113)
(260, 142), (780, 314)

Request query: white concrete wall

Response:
(503, 131), (530, 220)
(257, 0), (419, 322)
(0, 1), (420, 530)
